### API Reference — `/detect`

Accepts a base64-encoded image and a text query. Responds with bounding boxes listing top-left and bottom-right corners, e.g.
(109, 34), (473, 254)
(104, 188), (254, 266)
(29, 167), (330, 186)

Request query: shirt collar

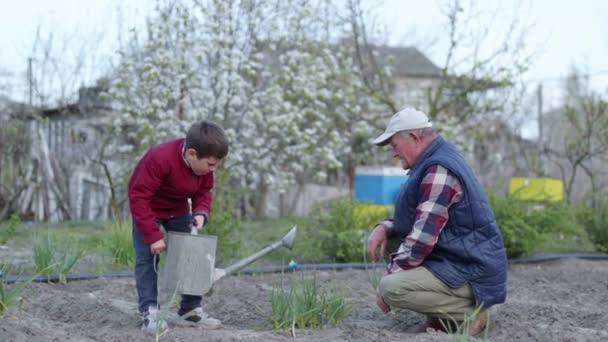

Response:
(408, 135), (444, 174)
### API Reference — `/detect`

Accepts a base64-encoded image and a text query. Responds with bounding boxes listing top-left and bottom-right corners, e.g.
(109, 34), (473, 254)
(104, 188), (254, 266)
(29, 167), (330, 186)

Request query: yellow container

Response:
(509, 177), (564, 202)
(353, 203), (392, 221)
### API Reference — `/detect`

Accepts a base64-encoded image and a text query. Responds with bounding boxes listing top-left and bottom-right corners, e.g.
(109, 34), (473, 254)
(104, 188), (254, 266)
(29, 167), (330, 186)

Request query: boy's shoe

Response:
(142, 306), (169, 335)
(176, 307), (222, 329)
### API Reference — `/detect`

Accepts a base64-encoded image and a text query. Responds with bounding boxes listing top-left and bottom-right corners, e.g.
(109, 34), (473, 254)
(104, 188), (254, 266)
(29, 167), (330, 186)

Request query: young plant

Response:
(56, 244), (86, 284)
(362, 241), (383, 291)
(366, 266), (383, 291)
(438, 306), (491, 341)
(322, 286), (349, 325)
(32, 234), (86, 283)
(0, 265), (37, 316)
(33, 234), (54, 281)
(152, 281), (181, 340)
(271, 271), (350, 333)
(154, 303), (172, 341)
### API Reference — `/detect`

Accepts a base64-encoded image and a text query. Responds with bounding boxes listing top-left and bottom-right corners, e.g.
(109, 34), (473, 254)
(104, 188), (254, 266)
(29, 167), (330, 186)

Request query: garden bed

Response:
(1, 258), (607, 341)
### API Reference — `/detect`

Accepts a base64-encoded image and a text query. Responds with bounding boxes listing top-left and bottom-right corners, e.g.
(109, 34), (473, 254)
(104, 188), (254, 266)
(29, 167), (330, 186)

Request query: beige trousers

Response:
(378, 266), (485, 321)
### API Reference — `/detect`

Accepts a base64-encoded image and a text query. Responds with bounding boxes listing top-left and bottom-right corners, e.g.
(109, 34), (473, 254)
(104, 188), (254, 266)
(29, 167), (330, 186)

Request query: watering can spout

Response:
(220, 225), (298, 279)
(281, 226), (297, 249)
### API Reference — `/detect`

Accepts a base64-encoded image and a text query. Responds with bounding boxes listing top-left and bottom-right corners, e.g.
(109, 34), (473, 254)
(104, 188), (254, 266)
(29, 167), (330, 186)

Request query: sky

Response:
(1, 0), (607, 136)
(383, 0), (608, 76)
(380, 0), (608, 105)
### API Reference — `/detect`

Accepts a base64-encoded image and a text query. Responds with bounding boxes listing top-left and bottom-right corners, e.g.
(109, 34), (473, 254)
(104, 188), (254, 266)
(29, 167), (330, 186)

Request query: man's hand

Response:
(193, 215), (206, 232)
(376, 292), (391, 313)
(366, 224), (388, 262)
(150, 239), (166, 254)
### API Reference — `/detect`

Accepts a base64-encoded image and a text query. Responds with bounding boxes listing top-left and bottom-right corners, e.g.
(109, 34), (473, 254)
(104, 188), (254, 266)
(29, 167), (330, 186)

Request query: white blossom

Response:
(107, 0), (389, 210)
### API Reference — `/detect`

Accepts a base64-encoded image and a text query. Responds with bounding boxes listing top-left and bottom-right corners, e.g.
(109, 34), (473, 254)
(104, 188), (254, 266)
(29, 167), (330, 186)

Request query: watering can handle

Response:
(190, 218), (198, 235)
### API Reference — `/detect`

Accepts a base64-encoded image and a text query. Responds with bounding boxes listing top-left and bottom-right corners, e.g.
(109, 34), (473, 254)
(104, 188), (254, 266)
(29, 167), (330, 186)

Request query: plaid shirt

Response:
(381, 164), (463, 273)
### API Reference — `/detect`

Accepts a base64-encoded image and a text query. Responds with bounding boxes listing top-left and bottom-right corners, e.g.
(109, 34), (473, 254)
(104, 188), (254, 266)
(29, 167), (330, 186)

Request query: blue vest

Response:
(393, 136), (507, 307)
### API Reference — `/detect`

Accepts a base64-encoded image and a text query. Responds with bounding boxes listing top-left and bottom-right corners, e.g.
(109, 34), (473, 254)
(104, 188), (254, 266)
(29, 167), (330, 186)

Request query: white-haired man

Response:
(366, 108), (507, 335)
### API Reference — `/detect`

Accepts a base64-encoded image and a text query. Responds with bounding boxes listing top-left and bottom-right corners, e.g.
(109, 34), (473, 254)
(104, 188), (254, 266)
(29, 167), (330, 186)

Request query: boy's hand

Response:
(193, 215), (206, 232)
(150, 239), (166, 254)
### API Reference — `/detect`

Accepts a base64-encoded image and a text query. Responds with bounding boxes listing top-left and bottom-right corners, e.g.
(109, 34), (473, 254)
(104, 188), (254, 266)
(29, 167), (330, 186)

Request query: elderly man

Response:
(366, 108), (507, 335)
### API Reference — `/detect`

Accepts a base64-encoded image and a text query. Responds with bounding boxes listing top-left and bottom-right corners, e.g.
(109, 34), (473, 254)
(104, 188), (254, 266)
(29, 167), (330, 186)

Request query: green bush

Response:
(526, 201), (585, 238)
(488, 191), (591, 258)
(0, 213), (20, 244)
(577, 193), (608, 253)
(488, 192), (542, 258)
(308, 198), (390, 263)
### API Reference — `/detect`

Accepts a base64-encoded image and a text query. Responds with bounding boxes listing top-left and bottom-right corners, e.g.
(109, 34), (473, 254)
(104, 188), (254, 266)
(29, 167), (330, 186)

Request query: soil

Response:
(1, 258), (607, 342)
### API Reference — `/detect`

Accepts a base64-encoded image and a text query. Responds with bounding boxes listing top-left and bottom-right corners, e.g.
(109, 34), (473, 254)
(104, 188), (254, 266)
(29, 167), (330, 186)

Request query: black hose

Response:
(3, 271), (133, 284)
(507, 252), (608, 264)
(3, 253), (608, 284)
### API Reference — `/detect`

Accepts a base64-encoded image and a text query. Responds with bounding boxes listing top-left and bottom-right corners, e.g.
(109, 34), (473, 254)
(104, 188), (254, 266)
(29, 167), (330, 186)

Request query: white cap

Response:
(371, 107), (432, 146)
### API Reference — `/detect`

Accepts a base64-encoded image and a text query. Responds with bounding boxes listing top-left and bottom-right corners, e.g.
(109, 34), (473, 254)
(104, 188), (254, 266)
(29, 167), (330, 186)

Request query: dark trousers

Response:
(132, 213), (201, 313)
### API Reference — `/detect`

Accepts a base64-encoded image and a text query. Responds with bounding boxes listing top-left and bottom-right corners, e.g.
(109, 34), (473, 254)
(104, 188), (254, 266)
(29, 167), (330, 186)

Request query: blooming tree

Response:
(107, 0), (386, 217)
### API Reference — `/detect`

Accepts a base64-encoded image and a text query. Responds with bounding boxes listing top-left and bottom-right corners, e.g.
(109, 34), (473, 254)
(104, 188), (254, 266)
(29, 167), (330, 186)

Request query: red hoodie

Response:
(128, 138), (214, 244)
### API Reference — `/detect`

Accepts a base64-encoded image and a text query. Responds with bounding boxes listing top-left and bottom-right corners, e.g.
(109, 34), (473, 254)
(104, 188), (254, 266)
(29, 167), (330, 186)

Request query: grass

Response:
(3, 220), (126, 274)
(238, 216), (315, 262)
(0, 212), (603, 275)
(6, 220), (107, 251)
(105, 221), (135, 267)
(532, 232), (598, 254)
(0, 213), (20, 244)
(270, 271), (350, 333)
(6, 217), (304, 274)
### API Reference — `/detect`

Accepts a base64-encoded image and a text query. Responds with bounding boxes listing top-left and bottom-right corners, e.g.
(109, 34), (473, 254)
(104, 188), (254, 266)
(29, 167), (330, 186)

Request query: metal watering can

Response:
(161, 225), (297, 296)
(160, 227), (217, 296)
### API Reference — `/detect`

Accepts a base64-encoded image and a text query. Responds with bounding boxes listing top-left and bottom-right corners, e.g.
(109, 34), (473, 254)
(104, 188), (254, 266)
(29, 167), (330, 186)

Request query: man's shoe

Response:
(142, 306), (169, 335)
(409, 316), (487, 336)
(176, 307), (222, 329)
(408, 317), (445, 333)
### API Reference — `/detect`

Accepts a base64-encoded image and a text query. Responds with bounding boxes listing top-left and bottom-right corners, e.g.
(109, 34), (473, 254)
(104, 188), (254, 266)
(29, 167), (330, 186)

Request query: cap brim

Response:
(371, 131), (395, 146)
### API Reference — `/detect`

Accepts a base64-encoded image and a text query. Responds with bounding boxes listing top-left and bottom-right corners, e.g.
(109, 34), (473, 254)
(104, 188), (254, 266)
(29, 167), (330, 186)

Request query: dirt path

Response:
(1, 258), (607, 341)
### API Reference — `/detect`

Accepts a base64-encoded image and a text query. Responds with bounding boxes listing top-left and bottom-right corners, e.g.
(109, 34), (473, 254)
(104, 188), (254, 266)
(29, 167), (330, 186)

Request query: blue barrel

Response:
(354, 166), (408, 205)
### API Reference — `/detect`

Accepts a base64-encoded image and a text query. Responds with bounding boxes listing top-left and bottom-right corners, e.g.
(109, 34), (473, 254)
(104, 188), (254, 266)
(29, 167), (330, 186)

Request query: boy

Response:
(128, 120), (229, 334)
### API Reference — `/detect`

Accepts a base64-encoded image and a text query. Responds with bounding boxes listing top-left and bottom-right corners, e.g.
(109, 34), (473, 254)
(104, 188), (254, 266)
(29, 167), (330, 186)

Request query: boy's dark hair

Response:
(185, 121), (229, 159)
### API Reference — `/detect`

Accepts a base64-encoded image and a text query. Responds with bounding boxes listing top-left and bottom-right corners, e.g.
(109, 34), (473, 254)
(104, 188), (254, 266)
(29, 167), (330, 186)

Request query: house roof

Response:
(277, 39), (443, 79)
(0, 95), (10, 119)
(1, 82), (111, 120)
(375, 46), (442, 78)
(0, 95), (36, 119)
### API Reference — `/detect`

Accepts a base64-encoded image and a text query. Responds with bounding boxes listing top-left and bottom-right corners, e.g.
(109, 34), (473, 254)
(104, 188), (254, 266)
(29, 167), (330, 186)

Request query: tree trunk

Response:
(254, 180), (268, 219)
